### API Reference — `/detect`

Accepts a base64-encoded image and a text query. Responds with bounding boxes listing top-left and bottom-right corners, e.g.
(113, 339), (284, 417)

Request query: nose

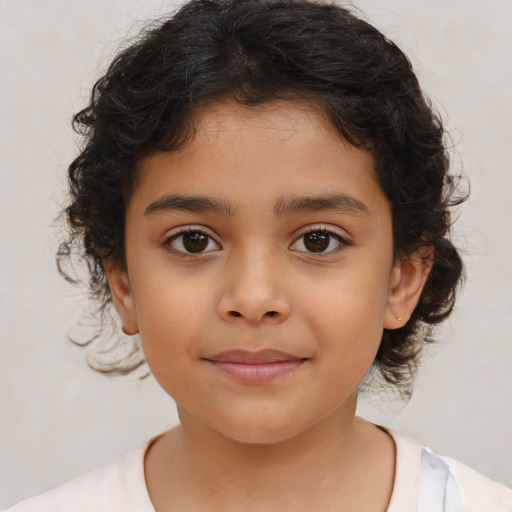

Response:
(217, 247), (291, 326)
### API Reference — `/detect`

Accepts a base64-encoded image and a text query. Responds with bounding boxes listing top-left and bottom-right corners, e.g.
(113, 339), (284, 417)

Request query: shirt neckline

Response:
(137, 428), (422, 512)
(385, 429), (422, 511)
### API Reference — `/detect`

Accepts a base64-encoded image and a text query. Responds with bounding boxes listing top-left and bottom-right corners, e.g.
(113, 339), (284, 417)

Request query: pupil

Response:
(305, 232), (329, 252)
(183, 232), (208, 253)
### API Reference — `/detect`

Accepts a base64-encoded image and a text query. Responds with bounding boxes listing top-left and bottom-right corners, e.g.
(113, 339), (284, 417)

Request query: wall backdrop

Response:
(1, 0), (511, 507)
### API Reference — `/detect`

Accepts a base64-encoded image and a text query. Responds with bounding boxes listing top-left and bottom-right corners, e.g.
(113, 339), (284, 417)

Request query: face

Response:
(106, 100), (427, 444)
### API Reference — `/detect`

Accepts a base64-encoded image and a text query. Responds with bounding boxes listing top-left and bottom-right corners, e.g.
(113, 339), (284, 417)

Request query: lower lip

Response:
(206, 360), (306, 383)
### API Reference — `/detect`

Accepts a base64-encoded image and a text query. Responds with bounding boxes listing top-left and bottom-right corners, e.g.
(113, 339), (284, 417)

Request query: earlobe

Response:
(384, 247), (433, 330)
(103, 260), (139, 335)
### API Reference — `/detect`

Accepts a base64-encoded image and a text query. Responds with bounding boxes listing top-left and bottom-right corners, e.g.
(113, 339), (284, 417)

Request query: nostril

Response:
(227, 310), (279, 319)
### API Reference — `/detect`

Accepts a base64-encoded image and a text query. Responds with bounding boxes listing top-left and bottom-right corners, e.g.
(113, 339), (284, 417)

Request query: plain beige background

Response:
(1, 0), (511, 508)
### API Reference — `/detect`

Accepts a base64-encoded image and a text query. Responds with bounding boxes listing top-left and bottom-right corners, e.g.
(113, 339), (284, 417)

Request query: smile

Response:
(204, 350), (308, 384)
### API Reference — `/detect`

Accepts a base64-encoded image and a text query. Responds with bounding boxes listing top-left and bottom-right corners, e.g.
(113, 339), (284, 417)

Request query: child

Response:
(6, 0), (511, 510)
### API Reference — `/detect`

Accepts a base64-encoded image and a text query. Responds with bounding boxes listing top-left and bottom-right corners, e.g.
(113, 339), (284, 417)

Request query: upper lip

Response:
(205, 349), (306, 364)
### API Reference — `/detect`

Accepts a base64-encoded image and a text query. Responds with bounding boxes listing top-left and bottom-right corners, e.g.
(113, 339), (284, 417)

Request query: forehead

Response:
(131, 99), (387, 219)
(182, 99), (373, 168)
(191, 99), (334, 144)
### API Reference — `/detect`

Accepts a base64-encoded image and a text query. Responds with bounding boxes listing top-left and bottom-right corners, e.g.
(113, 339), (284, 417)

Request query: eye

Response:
(165, 229), (220, 255)
(291, 228), (347, 255)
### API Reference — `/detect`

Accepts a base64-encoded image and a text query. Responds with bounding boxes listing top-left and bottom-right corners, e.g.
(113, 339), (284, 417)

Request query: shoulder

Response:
(388, 429), (512, 512)
(442, 455), (512, 512)
(4, 446), (155, 512)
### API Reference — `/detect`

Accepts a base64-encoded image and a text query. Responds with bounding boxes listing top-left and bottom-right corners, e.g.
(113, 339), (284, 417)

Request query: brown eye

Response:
(168, 230), (219, 254)
(303, 232), (330, 252)
(291, 229), (345, 254)
(182, 232), (208, 252)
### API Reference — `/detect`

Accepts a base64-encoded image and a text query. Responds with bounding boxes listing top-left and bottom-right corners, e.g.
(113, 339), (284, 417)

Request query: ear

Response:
(103, 260), (139, 335)
(384, 246), (433, 329)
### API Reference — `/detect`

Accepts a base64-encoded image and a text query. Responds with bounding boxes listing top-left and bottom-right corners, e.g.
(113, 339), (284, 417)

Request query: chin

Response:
(220, 427), (301, 446)
(211, 412), (312, 446)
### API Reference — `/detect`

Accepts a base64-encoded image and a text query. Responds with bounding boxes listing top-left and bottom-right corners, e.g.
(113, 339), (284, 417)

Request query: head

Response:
(59, 0), (464, 400)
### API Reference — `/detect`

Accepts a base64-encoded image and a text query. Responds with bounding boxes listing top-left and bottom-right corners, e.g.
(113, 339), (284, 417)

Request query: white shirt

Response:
(5, 430), (512, 512)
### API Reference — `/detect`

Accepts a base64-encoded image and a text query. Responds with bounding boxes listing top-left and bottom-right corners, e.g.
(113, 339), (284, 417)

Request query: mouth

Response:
(203, 349), (308, 383)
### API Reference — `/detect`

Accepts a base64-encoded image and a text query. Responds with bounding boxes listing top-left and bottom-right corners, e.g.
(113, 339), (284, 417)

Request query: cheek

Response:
(301, 264), (390, 366)
(311, 304), (384, 403)
(131, 272), (213, 378)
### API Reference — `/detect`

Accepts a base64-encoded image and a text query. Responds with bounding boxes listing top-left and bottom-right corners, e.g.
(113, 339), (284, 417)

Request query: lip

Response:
(204, 350), (308, 383)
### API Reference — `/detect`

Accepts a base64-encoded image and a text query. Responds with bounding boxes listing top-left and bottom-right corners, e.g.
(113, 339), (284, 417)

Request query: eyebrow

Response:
(274, 194), (369, 217)
(144, 194), (234, 216)
(144, 193), (368, 217)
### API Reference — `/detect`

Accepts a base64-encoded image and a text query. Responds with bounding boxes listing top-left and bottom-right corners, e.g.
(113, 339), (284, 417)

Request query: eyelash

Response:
(163, 227), (220, 258)
(163, 226), (350, 258)
(291, 227), (350, 257)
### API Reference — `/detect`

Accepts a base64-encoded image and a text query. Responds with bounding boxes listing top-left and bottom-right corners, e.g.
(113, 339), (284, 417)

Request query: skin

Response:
(105, 100), (431, 511)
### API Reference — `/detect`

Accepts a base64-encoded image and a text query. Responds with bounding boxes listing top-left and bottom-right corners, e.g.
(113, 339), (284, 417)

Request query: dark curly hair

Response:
(58, 0), (465, 393)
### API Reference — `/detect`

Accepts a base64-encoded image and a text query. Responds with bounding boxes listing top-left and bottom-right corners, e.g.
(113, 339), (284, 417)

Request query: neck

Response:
(145, 398), (396, 512)
(180, 402), (357, 488)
